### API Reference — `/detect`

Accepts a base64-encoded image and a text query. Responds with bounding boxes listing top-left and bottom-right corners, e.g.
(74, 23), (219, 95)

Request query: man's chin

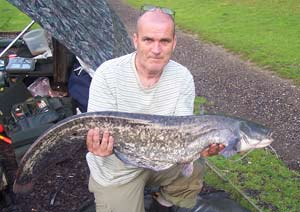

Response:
(149, 66), (165, 73)
(147, 62), (166, 72)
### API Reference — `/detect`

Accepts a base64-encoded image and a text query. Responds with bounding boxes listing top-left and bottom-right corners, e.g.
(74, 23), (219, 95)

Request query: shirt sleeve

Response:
(174, 73), (195, 116)
(87, 64), (117, 112)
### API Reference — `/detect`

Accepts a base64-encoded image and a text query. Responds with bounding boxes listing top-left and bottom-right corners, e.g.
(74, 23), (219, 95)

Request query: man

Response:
(86, 5), (224, 212)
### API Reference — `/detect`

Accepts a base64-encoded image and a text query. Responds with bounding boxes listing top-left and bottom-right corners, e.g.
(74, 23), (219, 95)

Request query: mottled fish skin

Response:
(13, 111), (273, 193)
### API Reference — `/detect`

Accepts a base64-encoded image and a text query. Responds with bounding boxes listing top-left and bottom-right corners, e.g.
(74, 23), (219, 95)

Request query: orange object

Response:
(0, 135), (12, 144)
(0, 124), (4, 133)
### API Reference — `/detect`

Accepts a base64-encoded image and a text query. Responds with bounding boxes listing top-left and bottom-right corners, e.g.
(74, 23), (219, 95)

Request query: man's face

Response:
(133, 17), (176, 74)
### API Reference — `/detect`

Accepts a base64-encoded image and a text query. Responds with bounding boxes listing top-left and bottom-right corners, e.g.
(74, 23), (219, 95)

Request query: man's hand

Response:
(200, 143), (225, 157)
(86, 127), (114, 157)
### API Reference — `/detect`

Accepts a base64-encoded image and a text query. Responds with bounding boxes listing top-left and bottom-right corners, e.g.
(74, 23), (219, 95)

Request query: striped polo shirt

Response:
(86, 52), (195, 186)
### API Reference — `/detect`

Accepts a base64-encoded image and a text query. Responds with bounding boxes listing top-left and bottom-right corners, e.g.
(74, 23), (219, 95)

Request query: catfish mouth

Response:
(238, 131), (273, 152)
(256, 131), (273, 148)
(256, 132), (273, 148)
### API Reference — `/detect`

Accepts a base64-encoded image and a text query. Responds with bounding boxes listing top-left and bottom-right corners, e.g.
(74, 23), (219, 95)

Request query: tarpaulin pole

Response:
(0, 20), (35, 58)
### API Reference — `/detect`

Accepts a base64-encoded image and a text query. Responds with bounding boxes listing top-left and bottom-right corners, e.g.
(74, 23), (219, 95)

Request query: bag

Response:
(0, 81), (32, 122)
(3, 96), (75, 161)
(68, 59), (93, 113)
(7, 96), (60, 132)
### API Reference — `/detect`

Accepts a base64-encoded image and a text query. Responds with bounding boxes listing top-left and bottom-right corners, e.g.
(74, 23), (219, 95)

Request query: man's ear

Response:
(133, 33), (138, 50)
(172, 35), (177, 51)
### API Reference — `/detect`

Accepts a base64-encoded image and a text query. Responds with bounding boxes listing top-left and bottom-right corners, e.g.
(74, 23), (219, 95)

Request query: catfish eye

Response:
(239, 120), (270, 139)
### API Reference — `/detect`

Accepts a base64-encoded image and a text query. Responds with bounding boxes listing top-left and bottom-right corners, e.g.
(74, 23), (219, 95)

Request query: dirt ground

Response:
(1, 0), (300, 211)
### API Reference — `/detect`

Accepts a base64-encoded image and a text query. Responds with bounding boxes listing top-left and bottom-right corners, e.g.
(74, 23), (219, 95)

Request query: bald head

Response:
(136, 9), (175, 36)
(132, 9), (177, 76)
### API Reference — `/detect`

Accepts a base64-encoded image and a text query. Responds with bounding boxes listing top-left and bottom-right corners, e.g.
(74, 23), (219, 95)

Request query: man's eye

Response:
(161, 40), (171, 45)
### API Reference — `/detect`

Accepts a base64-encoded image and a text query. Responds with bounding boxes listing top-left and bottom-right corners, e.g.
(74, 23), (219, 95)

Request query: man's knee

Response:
(88, 174), (147, 212)
(160, 159), (206, 208)
(89, 176), (112, 211)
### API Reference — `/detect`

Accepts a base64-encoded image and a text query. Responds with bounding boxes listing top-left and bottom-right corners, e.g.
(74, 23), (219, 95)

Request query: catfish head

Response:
(220, 119), (273, 157)
(237, 120), (273, 152)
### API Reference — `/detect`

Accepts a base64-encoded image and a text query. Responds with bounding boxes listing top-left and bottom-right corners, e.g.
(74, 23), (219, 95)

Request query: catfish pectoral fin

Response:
(13, 181), (33, 194)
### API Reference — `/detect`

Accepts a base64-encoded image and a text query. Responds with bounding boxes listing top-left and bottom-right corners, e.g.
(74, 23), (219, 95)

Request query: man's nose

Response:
(151, 42), (161, 54)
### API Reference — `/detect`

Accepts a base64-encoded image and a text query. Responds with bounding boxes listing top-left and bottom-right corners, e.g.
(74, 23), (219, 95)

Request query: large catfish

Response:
(13, 111), (273, 193)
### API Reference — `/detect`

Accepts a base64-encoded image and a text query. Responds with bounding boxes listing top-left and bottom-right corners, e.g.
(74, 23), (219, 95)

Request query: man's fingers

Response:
(219, 144), (225, 151)
(201, 143), (226, 157)
(86, 129), (94, 151)
(107, 136), (114, 153)
(100, 130), (109, 150)
(86, 128), (114, 157)
(200, 147), (210, 157)
(208, 144), (218, 155)
(92, 127), (101, 149)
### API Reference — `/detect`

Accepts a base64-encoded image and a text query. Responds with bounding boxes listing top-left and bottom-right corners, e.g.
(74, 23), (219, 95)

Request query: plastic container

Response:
(23, 29), (49, 56)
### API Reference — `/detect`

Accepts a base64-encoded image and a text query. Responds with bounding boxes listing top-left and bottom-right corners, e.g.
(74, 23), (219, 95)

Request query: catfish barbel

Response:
(13, 111), (273, 193)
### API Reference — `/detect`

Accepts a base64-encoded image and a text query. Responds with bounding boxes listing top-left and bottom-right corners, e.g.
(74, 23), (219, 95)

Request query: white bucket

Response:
(23, 29), (49, 56)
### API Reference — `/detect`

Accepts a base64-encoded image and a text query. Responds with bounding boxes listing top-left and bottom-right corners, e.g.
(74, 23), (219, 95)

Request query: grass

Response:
(127, 0), (300, 84)
(0, 0), (38, 32)
(205, 151), (300, 212)
(194, 96), (300, 211)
